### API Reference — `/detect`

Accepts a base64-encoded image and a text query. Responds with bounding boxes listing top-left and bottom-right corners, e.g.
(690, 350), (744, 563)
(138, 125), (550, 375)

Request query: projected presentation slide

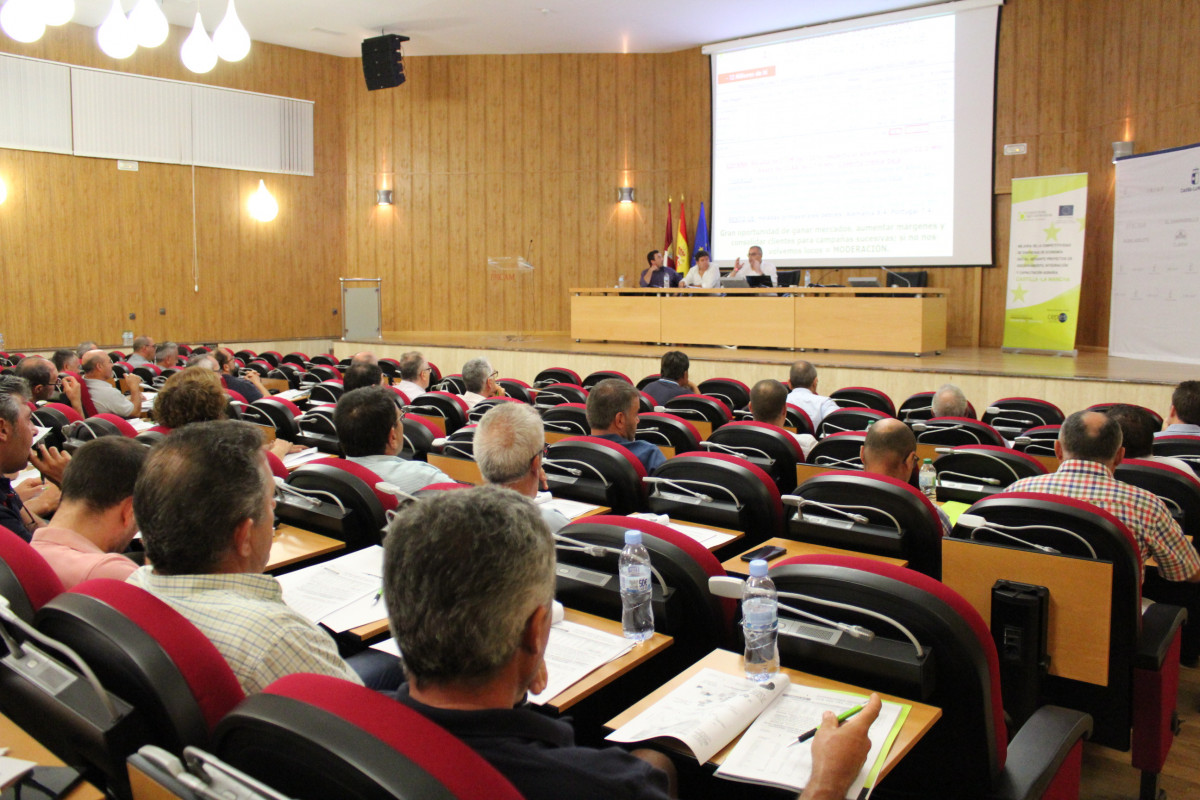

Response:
(708, 4), (997, 267)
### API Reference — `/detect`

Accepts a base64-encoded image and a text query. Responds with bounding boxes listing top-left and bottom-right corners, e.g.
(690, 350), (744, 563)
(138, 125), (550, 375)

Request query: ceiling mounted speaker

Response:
(361, 33), (409, 91)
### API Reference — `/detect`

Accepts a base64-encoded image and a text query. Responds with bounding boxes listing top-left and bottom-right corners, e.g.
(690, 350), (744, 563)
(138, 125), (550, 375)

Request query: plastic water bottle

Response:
(619, 530), (655, 641)
(919, 458), (938, 500)
(742, 559), (779, 681)
(618, 274), (626, 288)
(804, 269), (812, 287)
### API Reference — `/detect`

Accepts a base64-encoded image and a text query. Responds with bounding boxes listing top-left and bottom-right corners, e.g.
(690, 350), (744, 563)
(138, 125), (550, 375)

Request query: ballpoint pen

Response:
(789, 704), (865, 746)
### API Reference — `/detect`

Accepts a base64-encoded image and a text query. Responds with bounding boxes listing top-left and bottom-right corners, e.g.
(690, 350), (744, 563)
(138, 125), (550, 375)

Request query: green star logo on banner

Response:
(1020, 251), (1038, 266)
(1011, 284), (1028, 302)
(1043, 223), (1061, 241)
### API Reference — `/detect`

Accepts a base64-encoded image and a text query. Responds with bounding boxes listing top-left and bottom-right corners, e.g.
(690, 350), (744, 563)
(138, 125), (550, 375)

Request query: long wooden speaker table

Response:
(570, 286), (947, 355)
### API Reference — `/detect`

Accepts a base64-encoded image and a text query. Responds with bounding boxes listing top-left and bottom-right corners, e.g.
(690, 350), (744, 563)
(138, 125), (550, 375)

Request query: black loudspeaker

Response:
(361, 34), (409, 91)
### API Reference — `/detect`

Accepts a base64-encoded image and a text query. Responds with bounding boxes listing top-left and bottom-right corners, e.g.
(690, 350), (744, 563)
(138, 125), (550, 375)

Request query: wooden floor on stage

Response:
(374, 331), (1195, 387)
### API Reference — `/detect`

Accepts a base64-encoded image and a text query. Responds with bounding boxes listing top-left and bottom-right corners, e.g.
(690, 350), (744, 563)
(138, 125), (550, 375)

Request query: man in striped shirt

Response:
(1007, 410), (1200, 583)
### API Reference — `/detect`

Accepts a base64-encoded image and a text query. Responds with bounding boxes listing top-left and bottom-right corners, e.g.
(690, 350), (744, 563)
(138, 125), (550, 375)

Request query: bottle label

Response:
(743, 597), (777, 627)
(620, 565), (651, 593)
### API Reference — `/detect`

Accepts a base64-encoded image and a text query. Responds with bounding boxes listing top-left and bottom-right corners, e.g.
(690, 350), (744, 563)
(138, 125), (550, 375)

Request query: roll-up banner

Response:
(1002, 173), (1088, 355)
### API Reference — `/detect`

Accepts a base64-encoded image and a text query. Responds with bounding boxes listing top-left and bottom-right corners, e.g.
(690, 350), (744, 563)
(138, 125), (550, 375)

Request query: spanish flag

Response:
(663, 198), (675, 271)
(674, 198), (689, 270)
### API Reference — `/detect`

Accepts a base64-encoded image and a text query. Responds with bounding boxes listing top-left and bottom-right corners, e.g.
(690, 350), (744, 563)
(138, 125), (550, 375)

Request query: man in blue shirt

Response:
(586, 379), (665, 473)
(639, 249), (681, 288)
(1156, 380), (1200, 438)
(642, 350), (697, 407)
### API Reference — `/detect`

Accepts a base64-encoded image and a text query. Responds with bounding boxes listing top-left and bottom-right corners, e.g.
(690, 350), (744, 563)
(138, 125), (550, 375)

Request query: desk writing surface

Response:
(605, 649), (940, 779)
(0, 711), (103, 800)
(267, 524), (345, 572)
(544, 609), (673, 713)
(426, 453), (483, 485)
(796, 463), (858, 486)
(941, 538), (1111, 685)
(658, 518), (744, 551)
(722, 537), (907, 575)
(407, 413), (446, 436)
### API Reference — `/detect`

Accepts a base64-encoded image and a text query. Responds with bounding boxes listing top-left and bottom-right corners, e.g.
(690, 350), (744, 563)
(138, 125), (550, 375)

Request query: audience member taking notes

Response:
(383, 486), (878, 800)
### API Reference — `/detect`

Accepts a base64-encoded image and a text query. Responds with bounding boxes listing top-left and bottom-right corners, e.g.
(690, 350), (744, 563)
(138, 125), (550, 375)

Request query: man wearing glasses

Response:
(14, 356), (83, 418)
(475, 402), (569, 534)
(461, 357), (507, 410)
(396, 351), (431, 402)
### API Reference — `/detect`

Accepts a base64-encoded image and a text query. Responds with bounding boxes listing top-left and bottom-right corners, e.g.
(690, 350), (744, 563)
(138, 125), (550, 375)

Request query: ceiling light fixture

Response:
(180, 11), (218, 73)
(213, 0), (251, 62)
(97, 0), (137, 59)
(42, 0), (75, 27)
(248, 179), (278, 221)
(0, 0), (46, 44)
(128, 0), (168, 48)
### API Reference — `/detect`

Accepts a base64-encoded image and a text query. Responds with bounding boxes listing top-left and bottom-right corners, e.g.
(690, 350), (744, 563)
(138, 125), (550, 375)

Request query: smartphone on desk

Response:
(740, 544), (787, 562)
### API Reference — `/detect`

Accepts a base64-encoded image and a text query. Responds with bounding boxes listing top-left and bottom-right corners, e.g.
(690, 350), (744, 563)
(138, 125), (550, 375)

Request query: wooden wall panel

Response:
(0, 22), (348, 349)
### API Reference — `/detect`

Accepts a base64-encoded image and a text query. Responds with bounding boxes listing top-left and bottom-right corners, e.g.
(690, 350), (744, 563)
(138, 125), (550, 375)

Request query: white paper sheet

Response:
(627, 513), (737, 549)
(0, 755), (36, 791)
(716, 687), (905, 798)
(278, 545), (384, 627)
(540, 497), (602, 519)
(528, 620), (634, 705)
(282, 447), (324, 468)
(606, 668), (790, 763)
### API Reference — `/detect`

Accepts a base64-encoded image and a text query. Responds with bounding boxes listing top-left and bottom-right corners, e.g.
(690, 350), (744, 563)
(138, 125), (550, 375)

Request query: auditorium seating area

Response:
(3, 342), (1200, 799)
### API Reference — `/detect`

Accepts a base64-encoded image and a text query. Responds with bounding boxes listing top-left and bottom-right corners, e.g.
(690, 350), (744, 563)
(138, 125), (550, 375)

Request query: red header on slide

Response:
(718, 66), (776, 84)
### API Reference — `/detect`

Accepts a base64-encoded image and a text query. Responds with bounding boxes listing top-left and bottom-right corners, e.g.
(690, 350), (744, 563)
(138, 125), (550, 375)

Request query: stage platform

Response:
(330, 332), (1198, 418)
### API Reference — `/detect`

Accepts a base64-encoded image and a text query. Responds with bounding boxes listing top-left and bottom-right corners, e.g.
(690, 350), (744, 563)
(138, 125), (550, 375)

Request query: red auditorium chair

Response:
(534, 366), (582, 388)
(785, 403), (815, 437)
(899, 390), (978, 423)
(635, 412), (703, 453)
(698, 377), (751, 411)
(816, 406), (890, 438)
(913, 416), (1006, 447)
(555, 515), (734, 665)
(401, 416), (441, 460)
(281, 352), (309, 366)
(664, 393), (733, 429)
(0, 528), (64, 621)
(281, 458), (397, 549)
(240, 397), (303, 441)
(806, 431), (867, 470)
(533, 382), (589, 409)
(466, 395), (523, 423)
(62, 369), (99, 417)
(497, 377), (533, 403)
(646, 451), (783, 547)
(407, 391), (470, 435)
(258, 351), (283, 367)
(983, 397), (1066, 439)
(542, 402), (590, 436)
(1151, 434), (1200, 477)
(762, 555), (1092, 799)
(211, 674), (523, 800)
(543, 436), (647, 515)
(706, 420), (806, 495)
(1012, 424), (1061, 457)
(830, 386), (896, 416)
(932, 444), (1047, 503)
(582, 369), (632, 388)
(784, 471), (945, 577)
(950, 493), (1186, 799)
(33, 580), (245, 795)
(636, 373), (660, 391)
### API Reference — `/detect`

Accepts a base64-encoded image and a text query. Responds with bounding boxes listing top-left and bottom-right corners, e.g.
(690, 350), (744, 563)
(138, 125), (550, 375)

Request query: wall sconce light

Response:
(1112, 140), (1134, 163)
(376, 189), (394, 206)
(0, 176), (7, 205)
(617, 186), (635, 204)
(248, 179), (278, 221)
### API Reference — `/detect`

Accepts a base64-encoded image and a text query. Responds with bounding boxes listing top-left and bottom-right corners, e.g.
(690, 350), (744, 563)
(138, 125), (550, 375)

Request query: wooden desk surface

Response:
(722, 537), (908, 576)
(545, 609), (674, 713)
(0, 711), (104, 800)
(427, 452), (483, 485)
(605, 649), (941, 780)
(267, 524), (345, 572)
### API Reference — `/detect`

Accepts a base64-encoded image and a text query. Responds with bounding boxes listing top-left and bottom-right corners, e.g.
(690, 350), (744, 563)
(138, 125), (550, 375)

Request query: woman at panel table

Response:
(681, 250), (720, 289)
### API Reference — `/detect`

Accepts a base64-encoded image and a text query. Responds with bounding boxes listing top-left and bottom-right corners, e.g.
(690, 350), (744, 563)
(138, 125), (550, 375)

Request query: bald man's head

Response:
(1057, 410), (1123, 467)
(861, 418), (917, 482)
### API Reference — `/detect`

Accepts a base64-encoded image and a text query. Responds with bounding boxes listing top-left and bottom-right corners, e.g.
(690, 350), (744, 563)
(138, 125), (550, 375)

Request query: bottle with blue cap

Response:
(618, 529), (655, 641)
(742, 559), (779, 681)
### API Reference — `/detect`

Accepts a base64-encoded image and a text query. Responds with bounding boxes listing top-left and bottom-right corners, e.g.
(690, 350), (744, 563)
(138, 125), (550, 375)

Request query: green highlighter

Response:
(790, 703), (865, 746)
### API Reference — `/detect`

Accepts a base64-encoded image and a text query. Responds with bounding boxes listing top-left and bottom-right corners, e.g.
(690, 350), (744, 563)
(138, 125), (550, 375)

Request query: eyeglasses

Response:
(489, 370), (500, 380)
(420, 367), (432, 374)
(530, 443), (549, 465)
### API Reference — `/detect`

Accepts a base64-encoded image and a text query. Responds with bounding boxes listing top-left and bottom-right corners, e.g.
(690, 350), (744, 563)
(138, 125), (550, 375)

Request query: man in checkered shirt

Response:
(1006, 410), (1200, 583)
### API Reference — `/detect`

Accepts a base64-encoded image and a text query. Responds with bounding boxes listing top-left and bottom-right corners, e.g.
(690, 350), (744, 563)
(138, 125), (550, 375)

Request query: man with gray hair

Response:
(395, 351), (430, 401)
(786, 360), (839, 429)
(155, 342), (180, 368)
(587, 378), (665, 473)
(1007, 410), (1200, 583)
(931, 384), (969, 418)
(475, 402), (568, 534)
(383, 487), (879, 800)
(126, 336), (156, 367)
(461, 357), (506, 410)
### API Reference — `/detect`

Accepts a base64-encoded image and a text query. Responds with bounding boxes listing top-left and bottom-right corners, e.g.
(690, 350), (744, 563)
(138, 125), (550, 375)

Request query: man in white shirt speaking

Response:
(730, 245), (778, 286)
